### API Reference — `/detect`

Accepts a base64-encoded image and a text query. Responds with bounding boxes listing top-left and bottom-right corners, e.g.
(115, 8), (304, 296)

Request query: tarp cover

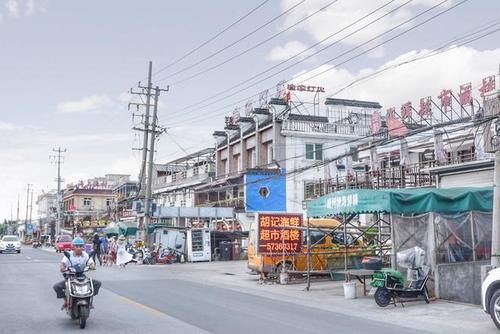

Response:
(117, 221), (138, 236)
(307, 187), (493, 216)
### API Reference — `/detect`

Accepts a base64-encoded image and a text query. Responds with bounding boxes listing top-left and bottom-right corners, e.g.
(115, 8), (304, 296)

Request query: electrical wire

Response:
(153, 0), (271, 77)
(156, 0), (306, 81)
(161, 0), (341, 86)
(168, 0), (466, 127)
(169, 0), (401, 115)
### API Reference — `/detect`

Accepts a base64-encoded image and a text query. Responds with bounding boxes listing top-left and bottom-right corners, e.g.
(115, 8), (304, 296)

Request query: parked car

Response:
(482, 267), (500, 329)
(0, 235), (22, 253)
(54, 235), (73, 252)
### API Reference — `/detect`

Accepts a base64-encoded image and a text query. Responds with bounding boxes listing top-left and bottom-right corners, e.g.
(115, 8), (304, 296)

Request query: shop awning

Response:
(118, 221), (138, 236)
(307, 187), (493, 216)
(104, 223), (120, 235)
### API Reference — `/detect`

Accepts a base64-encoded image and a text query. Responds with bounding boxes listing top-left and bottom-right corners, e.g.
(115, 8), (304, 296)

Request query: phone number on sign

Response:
(264, 242), (300, 252)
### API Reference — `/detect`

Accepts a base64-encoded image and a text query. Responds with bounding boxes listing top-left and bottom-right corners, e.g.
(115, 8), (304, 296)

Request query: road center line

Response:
(117, 295), (168, 317)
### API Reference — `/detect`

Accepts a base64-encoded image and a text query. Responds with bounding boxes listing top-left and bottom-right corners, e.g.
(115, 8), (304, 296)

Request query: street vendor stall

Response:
(307, 187), (493, 303)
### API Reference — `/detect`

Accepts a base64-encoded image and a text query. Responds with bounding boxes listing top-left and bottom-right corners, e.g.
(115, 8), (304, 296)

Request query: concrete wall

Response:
(437, 260), (489, 305)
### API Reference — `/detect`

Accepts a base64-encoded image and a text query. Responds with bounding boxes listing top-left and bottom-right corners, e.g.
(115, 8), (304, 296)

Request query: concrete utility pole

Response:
(50, 147), (66, 236)
(491, 122), (500, 267)
(29, 189), (33, 229)
(144, 86), (167, 237)
(24, 184), (32, 239)
(129, 62), (168, 242)
(490, 63), (500, 268)
(16, 193), (19, 223)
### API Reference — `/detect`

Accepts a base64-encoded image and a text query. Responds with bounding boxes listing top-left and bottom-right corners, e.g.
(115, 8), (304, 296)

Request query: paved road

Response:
(0, 247), (429, 334)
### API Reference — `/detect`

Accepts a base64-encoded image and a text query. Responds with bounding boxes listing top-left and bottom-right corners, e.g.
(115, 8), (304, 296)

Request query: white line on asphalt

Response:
(118, 295), (166, 317)
(25, 256), (31, 260)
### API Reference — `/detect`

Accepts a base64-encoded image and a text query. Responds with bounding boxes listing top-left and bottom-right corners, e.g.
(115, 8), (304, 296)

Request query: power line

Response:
(163, 0), (341, 86)
(156, 0), (306, 81)
(169, 0), (465, 127)
(328, 21), (500, 97)
(153, 0), (271, 77)
(169, 0), (400, 115)
(195, 118), (495, 207)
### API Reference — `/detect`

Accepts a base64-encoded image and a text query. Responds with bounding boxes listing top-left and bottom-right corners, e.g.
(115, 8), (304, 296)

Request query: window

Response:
(106, 198), (112, 207)
(305, 143), (323, 160)
(237, 155), (242, 171)
(267, 144), (273, 164)
(83, 198), (92, 206)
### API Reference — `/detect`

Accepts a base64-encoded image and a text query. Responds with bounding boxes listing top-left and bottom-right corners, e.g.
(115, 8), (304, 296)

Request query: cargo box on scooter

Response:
(361, 256), (383, 270)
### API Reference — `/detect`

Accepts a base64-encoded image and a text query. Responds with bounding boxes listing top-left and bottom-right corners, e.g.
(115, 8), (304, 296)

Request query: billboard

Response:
(257, 213), (302, 254)
(245, 169), (286, 212)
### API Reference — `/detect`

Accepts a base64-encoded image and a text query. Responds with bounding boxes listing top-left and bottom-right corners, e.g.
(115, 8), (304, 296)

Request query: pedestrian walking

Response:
(116, 235), (136, 267)
(92, 233), (102, 266)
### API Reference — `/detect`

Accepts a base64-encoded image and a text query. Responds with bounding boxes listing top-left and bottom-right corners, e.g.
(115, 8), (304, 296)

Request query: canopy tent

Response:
(104, 223), (119, 235)
(307, 187), (493, 217)
(117, 221), (138, 236)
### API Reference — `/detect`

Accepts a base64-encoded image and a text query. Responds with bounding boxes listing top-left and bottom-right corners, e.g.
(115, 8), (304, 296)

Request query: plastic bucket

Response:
(343, 282), (357, 299)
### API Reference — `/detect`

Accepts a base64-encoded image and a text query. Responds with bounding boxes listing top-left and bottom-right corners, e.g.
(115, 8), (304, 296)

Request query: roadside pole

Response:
(491, 144), (500, 267)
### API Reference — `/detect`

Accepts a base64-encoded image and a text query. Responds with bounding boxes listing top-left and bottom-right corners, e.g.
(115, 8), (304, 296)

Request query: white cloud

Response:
(56, 95), (115, 114)
(0, 121), (16, 131)
(267, 40), (314, 61)
(290, 46), (500, 110)
(109, 156), (140, 178)
(4, 0), (40, 17)
(6, 0), (20, 17)
(279, 0), (448, 48)
(25, 0), (35, 16)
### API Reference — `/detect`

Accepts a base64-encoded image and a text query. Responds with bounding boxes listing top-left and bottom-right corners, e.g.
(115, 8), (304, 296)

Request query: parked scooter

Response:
(32, 238), (41, 248)
(150, 246), (176, 264)
(370, 246), (431, 307)
(62, 251), (95, 329)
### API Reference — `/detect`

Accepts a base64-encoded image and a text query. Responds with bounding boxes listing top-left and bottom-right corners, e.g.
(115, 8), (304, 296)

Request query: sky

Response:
(1, 0), (500, 221)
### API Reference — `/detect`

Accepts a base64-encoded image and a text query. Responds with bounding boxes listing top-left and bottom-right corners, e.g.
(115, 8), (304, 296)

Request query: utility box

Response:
(186, 229), (211, 262)
(219, 241), (232, 261)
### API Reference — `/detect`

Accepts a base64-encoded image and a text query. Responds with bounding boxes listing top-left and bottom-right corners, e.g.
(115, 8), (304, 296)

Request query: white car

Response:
(0, 235), (22, 254)
(482, 267), (500, 329)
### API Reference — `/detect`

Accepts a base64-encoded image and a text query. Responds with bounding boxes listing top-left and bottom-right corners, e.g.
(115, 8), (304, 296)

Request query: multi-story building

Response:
(62, 175), (126, 235)
(36, 190), (58, 236)
(113, 180), (138, 219)
(194, 97), (383, 229)
(150, 148), (225, 227)
(153, 148), (215, 208)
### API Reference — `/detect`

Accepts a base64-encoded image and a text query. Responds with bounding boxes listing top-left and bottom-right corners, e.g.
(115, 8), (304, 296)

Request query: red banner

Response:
(459, 83), (472, 105)
(438, 89), (452, 109)
(386, 107), (408, 137)
(479, 75), (496, 97)
(258, 213), (302, 254)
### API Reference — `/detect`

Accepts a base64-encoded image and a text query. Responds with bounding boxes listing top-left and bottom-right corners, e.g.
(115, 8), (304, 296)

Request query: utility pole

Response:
(16, 193), (19, 223)
(29, 189), (34, 231)
(144, 86), (167, 238)
(129, 62), (168, 242)
(24, 184), (31, 239)
(50, 147), (66, 237)
(490, 63), (500, 268)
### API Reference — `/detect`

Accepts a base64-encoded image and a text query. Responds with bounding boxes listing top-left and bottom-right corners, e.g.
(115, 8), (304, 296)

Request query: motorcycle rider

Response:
(53, 237), (102, 307)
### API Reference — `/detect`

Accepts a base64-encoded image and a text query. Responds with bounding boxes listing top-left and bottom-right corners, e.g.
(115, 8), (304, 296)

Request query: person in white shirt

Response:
(53, 237), (102, 302)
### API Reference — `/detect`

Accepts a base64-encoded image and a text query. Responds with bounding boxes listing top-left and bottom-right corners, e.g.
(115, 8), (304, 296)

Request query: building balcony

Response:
(304, 163), (435, 200)
(281, 119), (387, 138)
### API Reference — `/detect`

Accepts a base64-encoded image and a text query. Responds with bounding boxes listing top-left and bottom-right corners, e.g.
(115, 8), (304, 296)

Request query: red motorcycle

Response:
(150, 247), (175, 264)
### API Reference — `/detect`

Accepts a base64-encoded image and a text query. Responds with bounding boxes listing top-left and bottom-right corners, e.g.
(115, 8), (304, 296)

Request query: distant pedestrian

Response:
(92, 233), (102, 266)
(116, 235), (136, 267)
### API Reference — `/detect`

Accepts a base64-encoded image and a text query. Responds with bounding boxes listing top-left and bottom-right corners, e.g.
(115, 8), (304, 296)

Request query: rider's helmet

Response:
(72, 237), (85, 246)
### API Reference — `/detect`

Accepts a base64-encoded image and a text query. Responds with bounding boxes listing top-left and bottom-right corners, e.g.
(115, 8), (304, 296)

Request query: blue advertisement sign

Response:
(245, 169), (286, 212)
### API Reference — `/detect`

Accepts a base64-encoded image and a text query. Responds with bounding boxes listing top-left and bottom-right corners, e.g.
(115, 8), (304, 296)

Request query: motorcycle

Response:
(140, 248), (155, 265)
(150, 247), (176, 264)
(62, 251), (95, 329)
(370, 246), (431, 307)
(32, 239), (41, 248)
